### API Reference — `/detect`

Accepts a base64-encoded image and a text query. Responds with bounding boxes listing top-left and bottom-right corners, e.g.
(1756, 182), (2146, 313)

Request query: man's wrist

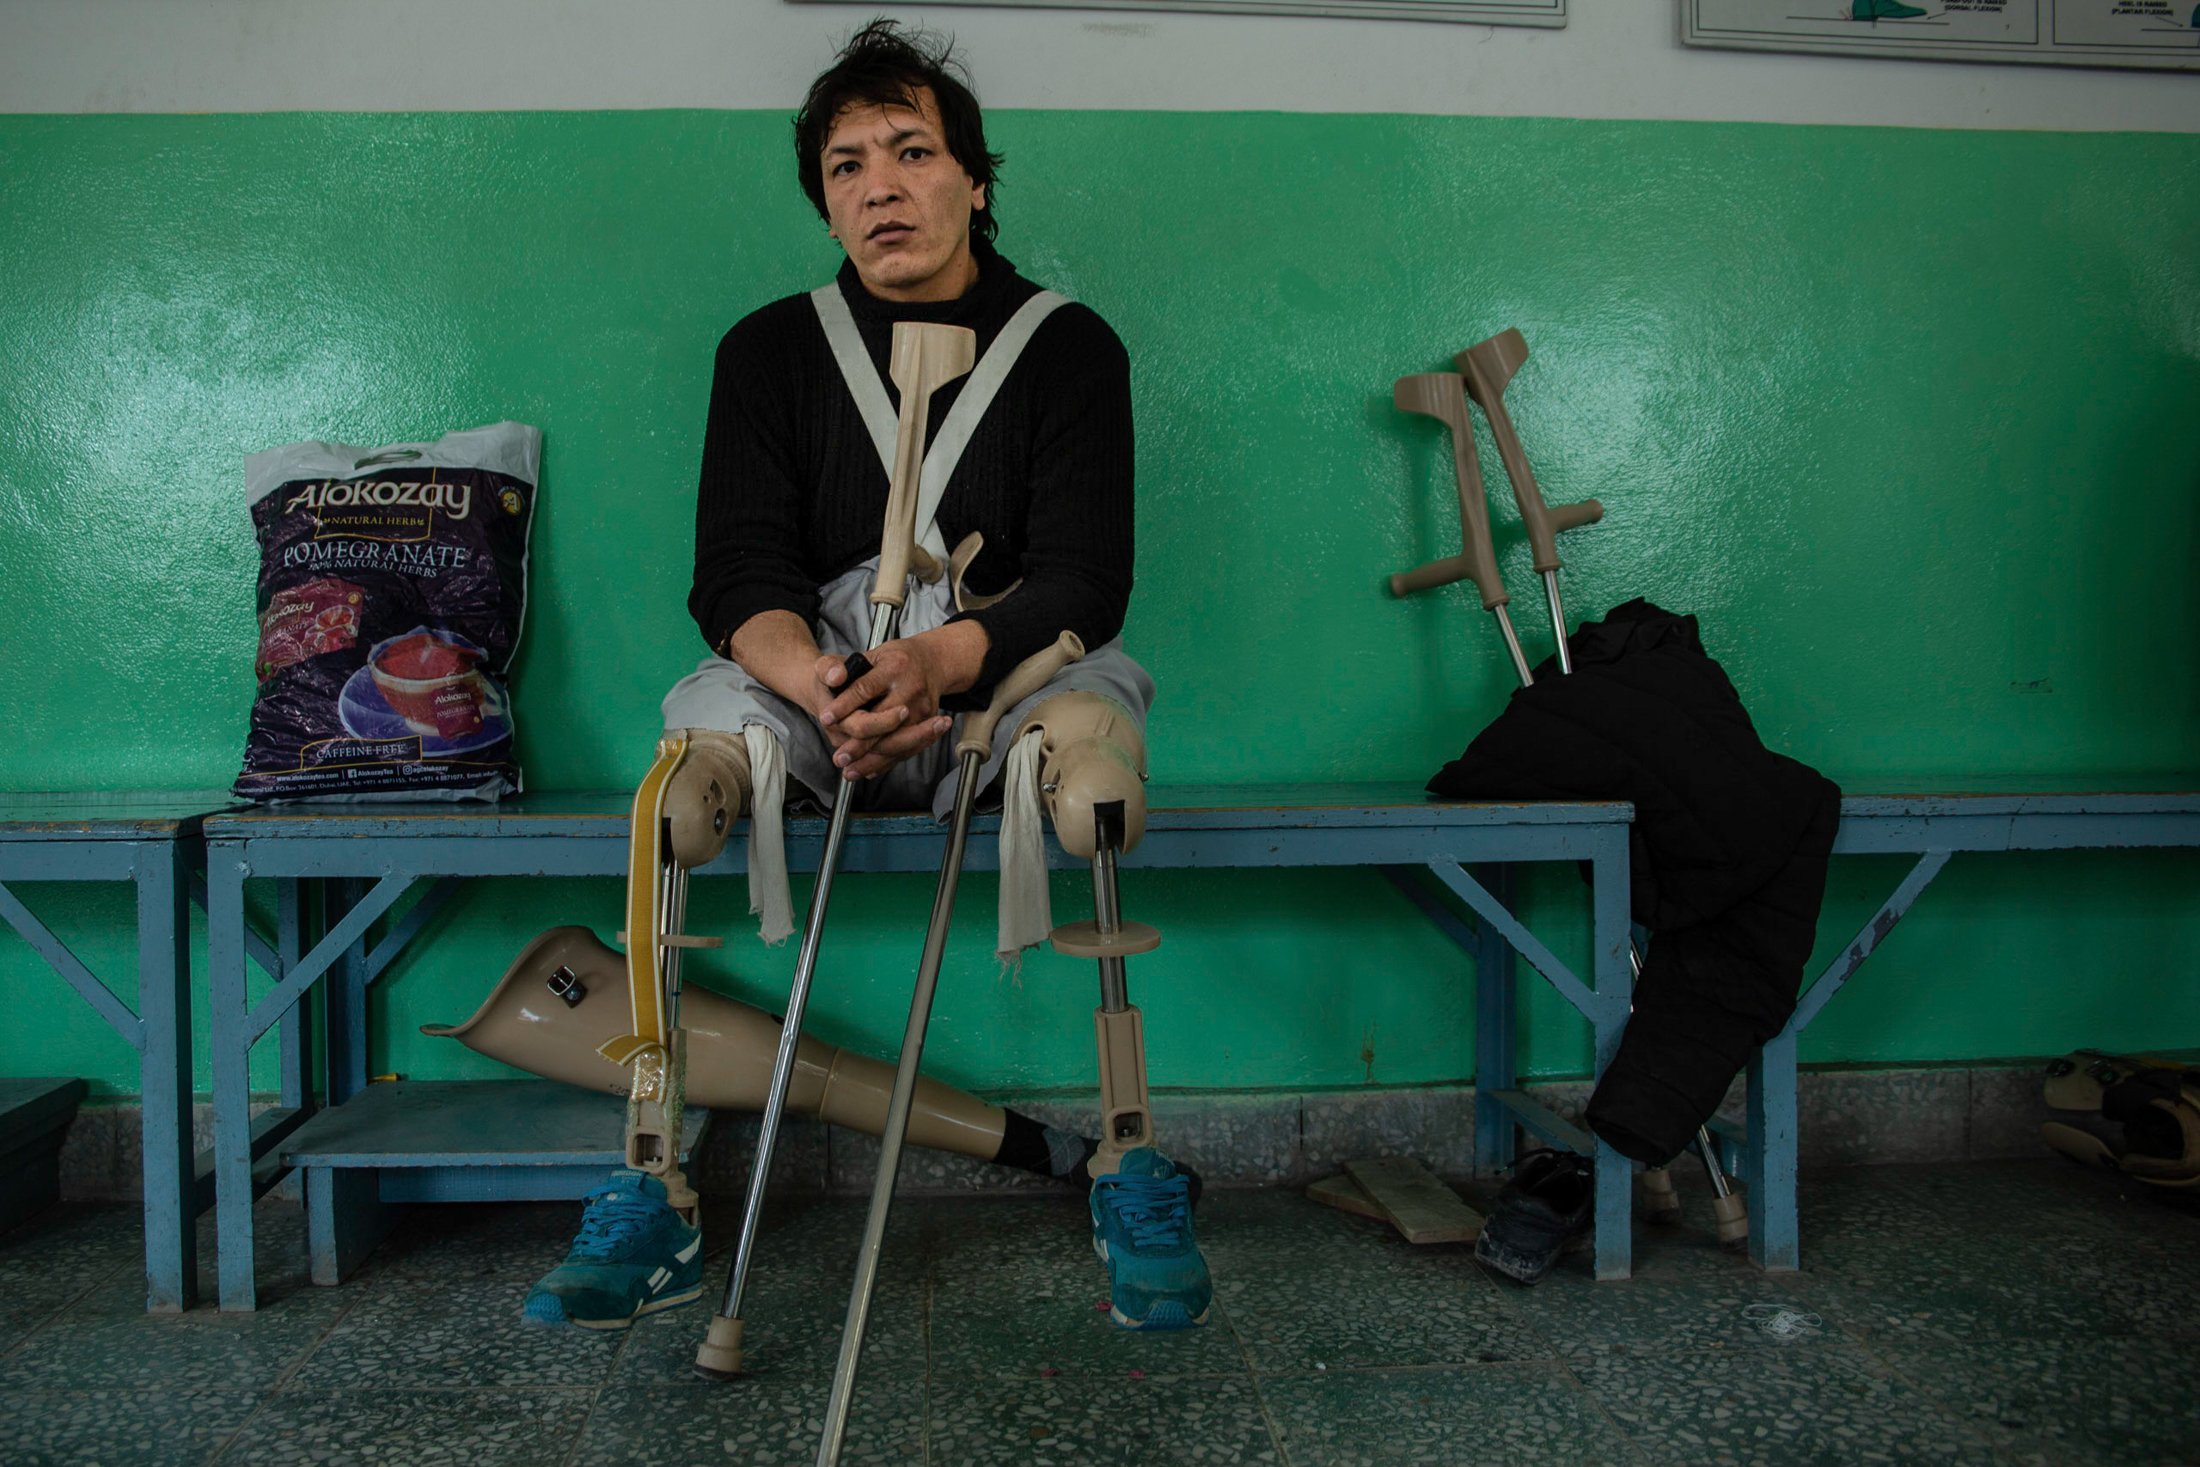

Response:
(912, 619), (990, 697)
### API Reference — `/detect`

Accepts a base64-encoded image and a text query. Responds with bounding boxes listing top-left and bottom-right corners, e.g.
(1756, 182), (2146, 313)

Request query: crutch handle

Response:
(832, 651), (890, 715)
(1390, 373), (1508, 611)
(1457, 329), (1602, 576)
(1389, 553), (1483, 602)
(956, 631), (1084, 758)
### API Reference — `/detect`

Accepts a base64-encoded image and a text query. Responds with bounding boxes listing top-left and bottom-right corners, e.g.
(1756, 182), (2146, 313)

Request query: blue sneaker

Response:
(521, 1169), (703, 1330)
(1090, 1148), (1212, 1330)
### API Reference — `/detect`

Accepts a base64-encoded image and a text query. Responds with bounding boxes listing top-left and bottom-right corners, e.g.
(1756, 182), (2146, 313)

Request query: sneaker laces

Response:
(1098, 1173), (1193, 1252)
(568, 1183), (663, 1260)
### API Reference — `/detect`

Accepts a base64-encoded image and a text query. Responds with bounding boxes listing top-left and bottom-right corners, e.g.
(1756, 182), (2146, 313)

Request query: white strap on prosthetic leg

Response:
(997, 728), (1054, 963)
(812, 285), (1069, 563)
(743, 723), (793, 945)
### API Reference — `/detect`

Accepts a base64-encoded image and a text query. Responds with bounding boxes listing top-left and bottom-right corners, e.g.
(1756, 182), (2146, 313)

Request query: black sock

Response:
(992, 1108), (1097, 1181)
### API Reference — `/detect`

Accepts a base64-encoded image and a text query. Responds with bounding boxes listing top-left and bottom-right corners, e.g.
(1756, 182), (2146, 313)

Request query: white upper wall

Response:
(2, 0), (2195, 132)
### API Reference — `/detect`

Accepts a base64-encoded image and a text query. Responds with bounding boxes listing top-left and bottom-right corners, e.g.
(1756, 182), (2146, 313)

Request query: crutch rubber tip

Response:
(1712, 1190), (1749, 1249)
(692, 1313), (746, 1381)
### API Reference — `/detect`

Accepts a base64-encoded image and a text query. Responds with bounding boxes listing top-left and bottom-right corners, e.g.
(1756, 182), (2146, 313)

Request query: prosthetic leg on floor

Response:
(431, 721), (1047, 1170)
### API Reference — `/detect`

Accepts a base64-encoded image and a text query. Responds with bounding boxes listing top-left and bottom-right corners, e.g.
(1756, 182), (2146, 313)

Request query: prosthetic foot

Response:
(1023, 691), (1212, 1329)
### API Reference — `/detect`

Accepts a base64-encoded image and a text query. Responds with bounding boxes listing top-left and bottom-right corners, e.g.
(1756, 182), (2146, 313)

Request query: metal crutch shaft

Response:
(695, 602), (897, 1379)
(815, 746), (981, 1466)
(815, 631), (1083, 1464)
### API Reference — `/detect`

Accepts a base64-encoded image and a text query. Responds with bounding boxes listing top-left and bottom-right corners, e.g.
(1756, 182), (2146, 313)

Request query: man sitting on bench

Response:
(518, 20), (1211, 1335)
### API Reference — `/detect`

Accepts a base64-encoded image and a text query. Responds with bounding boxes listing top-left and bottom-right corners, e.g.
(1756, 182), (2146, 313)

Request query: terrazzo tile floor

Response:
(3, 1159), (2195, 1466)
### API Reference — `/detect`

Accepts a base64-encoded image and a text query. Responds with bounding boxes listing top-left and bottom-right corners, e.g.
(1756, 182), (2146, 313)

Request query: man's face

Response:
(821, 87), (985, 303)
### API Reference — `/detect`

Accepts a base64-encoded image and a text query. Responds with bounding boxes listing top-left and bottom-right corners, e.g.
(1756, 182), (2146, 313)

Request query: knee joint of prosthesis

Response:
(1015, 691), (1147, 860)
(661, 727), (753, 869)
(1018, 691), (1161, 1176)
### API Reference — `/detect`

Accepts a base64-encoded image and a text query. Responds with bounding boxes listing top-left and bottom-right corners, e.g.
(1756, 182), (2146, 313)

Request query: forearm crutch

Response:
(694, 320), (977, 1381)
(1391, 335), (1742, 1242)
(816, 631), (1086, 1467)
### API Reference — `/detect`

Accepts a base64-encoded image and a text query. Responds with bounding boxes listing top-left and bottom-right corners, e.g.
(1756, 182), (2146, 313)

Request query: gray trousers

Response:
(662, 559), (1154, 817)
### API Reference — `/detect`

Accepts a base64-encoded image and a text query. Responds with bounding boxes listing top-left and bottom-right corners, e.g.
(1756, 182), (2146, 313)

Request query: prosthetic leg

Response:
(593, 728), (751, 1222)
(1021, 688), (1162, 1174)
(1016, 687), (1208, 1332)
(508, 728), (750, 1329)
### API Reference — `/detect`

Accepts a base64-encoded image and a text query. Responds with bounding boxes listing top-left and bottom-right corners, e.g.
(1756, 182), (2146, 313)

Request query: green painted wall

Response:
(3, 112), (2196, 1103)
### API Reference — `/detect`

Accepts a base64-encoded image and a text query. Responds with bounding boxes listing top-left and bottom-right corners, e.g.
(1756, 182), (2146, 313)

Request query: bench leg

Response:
(1746, 1030), (1800, 1271)
(306, 1167), (391, 1286)
(325, 878), (371, 1105)
(207, 846), (259, 1311)
(1471, 863), (1517, 1176)
(1590, 826), (1634, 1281)
(135, 840), (196, 1313)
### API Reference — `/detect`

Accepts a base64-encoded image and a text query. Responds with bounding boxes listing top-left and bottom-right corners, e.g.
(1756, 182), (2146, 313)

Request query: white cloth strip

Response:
(997, 728), (1054, 961)
(743, 723), (793, 945)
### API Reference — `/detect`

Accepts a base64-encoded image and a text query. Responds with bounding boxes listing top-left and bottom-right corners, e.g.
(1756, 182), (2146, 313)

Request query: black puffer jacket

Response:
(1428, 598), (1841, 1166)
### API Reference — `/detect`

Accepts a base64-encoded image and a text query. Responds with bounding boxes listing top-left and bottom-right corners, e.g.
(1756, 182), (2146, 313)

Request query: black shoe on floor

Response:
(1475, 1149), (1593, 1285)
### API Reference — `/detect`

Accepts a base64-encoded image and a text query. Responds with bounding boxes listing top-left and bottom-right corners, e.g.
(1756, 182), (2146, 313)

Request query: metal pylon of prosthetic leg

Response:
(815, 632), (1085, 1467)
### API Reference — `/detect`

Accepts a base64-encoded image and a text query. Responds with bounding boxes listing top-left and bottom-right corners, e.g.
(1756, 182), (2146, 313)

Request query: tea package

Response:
(234, 423), (539, 801)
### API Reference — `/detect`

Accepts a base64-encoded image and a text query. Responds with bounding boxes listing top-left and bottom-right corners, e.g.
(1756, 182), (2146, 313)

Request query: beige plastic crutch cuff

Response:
(1390, 372), (1508, 611)
(1457, 328), (1605, 576)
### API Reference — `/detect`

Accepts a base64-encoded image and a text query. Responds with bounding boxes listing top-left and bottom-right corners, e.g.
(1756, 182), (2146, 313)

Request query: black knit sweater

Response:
(687, 239), (1135, 704)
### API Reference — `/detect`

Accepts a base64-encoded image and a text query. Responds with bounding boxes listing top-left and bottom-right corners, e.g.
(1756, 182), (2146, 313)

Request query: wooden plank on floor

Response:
(1345, 1156), (1483, 1244)
(1305, 1172), (1390, 1223)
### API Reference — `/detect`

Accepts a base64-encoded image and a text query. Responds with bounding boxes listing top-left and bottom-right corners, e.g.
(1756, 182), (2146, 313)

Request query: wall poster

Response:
(1681, 0), (2200, 70)
(792, 0), (1565, 26)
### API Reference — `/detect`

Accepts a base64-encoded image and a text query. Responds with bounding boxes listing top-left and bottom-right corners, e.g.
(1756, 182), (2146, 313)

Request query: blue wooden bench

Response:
(1724, 785), (2200, 1272)
(51, 780), (2200, 1311)
(199, 785), (1641, 1309)
(0, 794), (230, 1310)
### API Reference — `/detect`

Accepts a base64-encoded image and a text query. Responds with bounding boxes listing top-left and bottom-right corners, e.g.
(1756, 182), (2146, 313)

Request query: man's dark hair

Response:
(794, 19), (1005, 243)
